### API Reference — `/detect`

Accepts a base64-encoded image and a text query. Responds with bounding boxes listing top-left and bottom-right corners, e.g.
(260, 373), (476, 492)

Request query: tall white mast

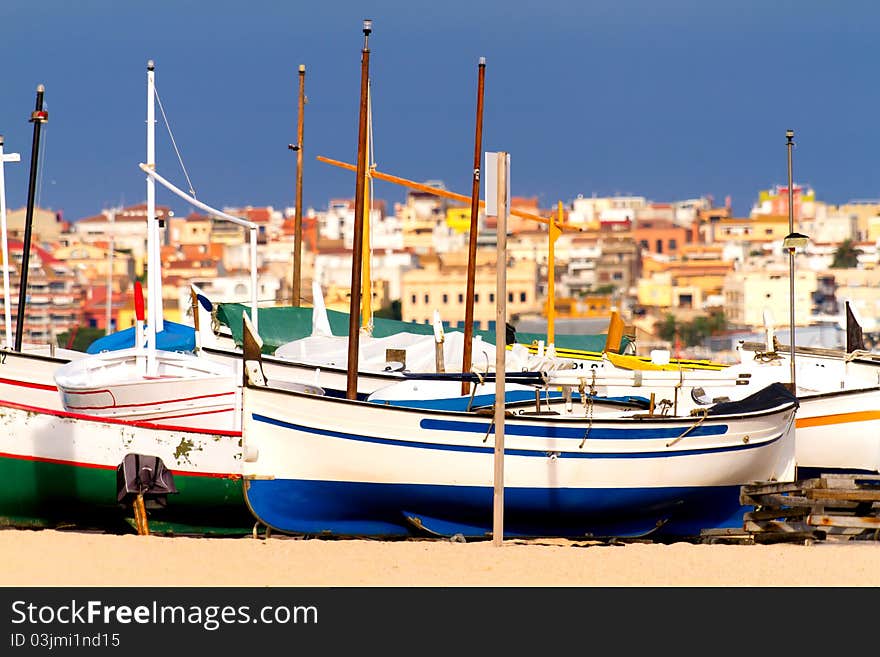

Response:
(146, 60), (158, 373)
(0, 136), (21, 348)
(104, 207), (116, 335)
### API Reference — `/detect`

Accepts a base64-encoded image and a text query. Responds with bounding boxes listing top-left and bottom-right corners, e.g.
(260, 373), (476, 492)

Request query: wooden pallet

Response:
(739, 474), (880, 543)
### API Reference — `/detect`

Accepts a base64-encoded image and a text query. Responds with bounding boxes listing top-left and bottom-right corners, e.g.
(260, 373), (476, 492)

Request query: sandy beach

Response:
(2, 529), (880, 587)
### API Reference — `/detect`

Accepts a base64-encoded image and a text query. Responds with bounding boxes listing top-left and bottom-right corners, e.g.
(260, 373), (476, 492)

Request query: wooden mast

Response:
(346, 19), (372, 400)
(289, 64), (306, 307)
(461, 57), (486, 395)
(361, 81), (374, 334)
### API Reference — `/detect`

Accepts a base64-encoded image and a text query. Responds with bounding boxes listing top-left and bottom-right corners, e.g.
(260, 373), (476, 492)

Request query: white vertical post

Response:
(249, 226), (259, 333)
(105, 208), (115, 335)
(0, 137), (21, 348)
(491, 151), (509, 547)
(146, 60), (158, 373)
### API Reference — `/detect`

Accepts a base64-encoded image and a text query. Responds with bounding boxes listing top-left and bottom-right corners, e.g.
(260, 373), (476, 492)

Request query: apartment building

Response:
(4, 239), (85, 345)
(722, 266), (817, 329)
(73, 204), (175, 278)
(5, 207), (67, 241)
(401, 252), (538, 329)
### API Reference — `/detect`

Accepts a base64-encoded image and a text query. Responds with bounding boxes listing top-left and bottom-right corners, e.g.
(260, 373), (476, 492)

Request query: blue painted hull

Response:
(245, 478), (748, 539)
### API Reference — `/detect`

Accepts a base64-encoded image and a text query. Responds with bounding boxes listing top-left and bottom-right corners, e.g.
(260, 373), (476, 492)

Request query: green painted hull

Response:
(0, 454), (254, 536)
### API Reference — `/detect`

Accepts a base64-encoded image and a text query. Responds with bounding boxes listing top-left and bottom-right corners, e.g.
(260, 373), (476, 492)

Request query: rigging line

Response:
(153, 85), (197, 198)
(36, 115), (48, 209)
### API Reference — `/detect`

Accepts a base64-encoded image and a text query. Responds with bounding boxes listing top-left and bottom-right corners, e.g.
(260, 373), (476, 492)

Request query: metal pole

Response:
(289, 64), (306, 307)
(146, 61), (158, 374)
(105, 208), (115, 335)
(0, 136), (21, 348)
(14, 85), (48, 351)
(547, 201), (562, 346)
(492, 151), (508, 547)
(462, 57), (486, 395)
(346, 19), (372, 400)
(786, 129), (796, 391)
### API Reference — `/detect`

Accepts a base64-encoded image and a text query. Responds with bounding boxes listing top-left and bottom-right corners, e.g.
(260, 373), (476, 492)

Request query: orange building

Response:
(631, 218), (690, 256)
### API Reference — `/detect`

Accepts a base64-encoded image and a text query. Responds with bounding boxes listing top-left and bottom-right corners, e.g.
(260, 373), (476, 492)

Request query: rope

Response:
(753, 350), (782, 363)
(154, 85), (197, 198)
(210, 307), (221, 334)
(482, 413), (495, 444)
(579, 370), (597, 448)
(666, 407), (708, 447)
(466, 382), (479, 412)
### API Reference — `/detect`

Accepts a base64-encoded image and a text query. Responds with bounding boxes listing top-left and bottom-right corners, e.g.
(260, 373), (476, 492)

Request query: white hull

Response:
(241, 380), (797, 537)
(54, 347), (240, 431)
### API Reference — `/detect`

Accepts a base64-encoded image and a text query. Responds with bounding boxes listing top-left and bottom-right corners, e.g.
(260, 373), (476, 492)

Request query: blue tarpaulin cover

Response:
(86, 320), (195, 354)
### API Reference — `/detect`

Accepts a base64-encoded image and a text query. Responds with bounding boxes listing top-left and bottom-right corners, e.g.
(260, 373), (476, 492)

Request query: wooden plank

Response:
(744, 507), (810, 521)
(741, 493), (814, 508)
(808, 514), (880, 529)
(806, 489), (880, 502)
(819, 474), (880, 488)
(741, 481), (809, 496)
(744, 519), (808, 533)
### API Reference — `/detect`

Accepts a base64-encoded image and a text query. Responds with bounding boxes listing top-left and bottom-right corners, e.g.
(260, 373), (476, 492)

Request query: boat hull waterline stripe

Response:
(250, 413), (781, 459)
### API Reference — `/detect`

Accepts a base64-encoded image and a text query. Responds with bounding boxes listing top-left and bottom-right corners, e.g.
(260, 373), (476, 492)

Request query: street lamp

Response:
(785, 129), (798, 393)
(784, 230), (809, 392)
(783, 232), (810, 250)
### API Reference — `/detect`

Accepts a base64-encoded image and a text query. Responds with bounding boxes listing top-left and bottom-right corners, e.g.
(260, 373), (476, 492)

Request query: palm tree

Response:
(831, 239), (861, 269)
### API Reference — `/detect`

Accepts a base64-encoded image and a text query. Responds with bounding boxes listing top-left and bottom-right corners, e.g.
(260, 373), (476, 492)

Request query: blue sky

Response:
(1, 1), (878, 223)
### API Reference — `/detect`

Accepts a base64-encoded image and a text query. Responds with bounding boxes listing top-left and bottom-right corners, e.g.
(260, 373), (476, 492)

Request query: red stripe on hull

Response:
(0, 376), (58, 392)
(0, 398), (242, 437)
(61, 388), (236, 411)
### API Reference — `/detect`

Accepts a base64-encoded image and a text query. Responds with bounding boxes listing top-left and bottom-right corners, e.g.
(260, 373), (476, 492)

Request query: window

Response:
(489, 293), (495, 303)
(458, 293), (464, 303)
(475, 294), (480, 302)
(442, 294), (448, 304)
(668, 239), (677, 251)
(411, 294), (417, 304)
(508, 292), (514, 303)
(520, 292), (526, 302)
(424, 294), (429, 304)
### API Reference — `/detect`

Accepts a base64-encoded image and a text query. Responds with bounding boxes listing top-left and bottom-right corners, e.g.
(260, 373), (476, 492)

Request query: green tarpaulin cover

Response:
(215, 303), (632, 355)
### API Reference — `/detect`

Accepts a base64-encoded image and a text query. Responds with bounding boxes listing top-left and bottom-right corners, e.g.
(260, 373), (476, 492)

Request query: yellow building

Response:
(832, 202), (880, 242)
(637, 271), (675, 308)
(167, 213), (214, 245)
(52, 243), (132, 283)
(709, 215), (791, 244)
(446, 206), (474, 234)
(549, 295), (613, 318)
(5, 206), (65, 241)
(401, 254), (538, 329)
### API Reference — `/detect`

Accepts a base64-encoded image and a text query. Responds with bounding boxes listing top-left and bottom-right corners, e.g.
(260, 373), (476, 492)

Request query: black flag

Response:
(846, 301), (866, 353)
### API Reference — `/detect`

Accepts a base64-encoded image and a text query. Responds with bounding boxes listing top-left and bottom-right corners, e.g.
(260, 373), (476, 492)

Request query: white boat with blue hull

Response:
(241, 364), (798, 539)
